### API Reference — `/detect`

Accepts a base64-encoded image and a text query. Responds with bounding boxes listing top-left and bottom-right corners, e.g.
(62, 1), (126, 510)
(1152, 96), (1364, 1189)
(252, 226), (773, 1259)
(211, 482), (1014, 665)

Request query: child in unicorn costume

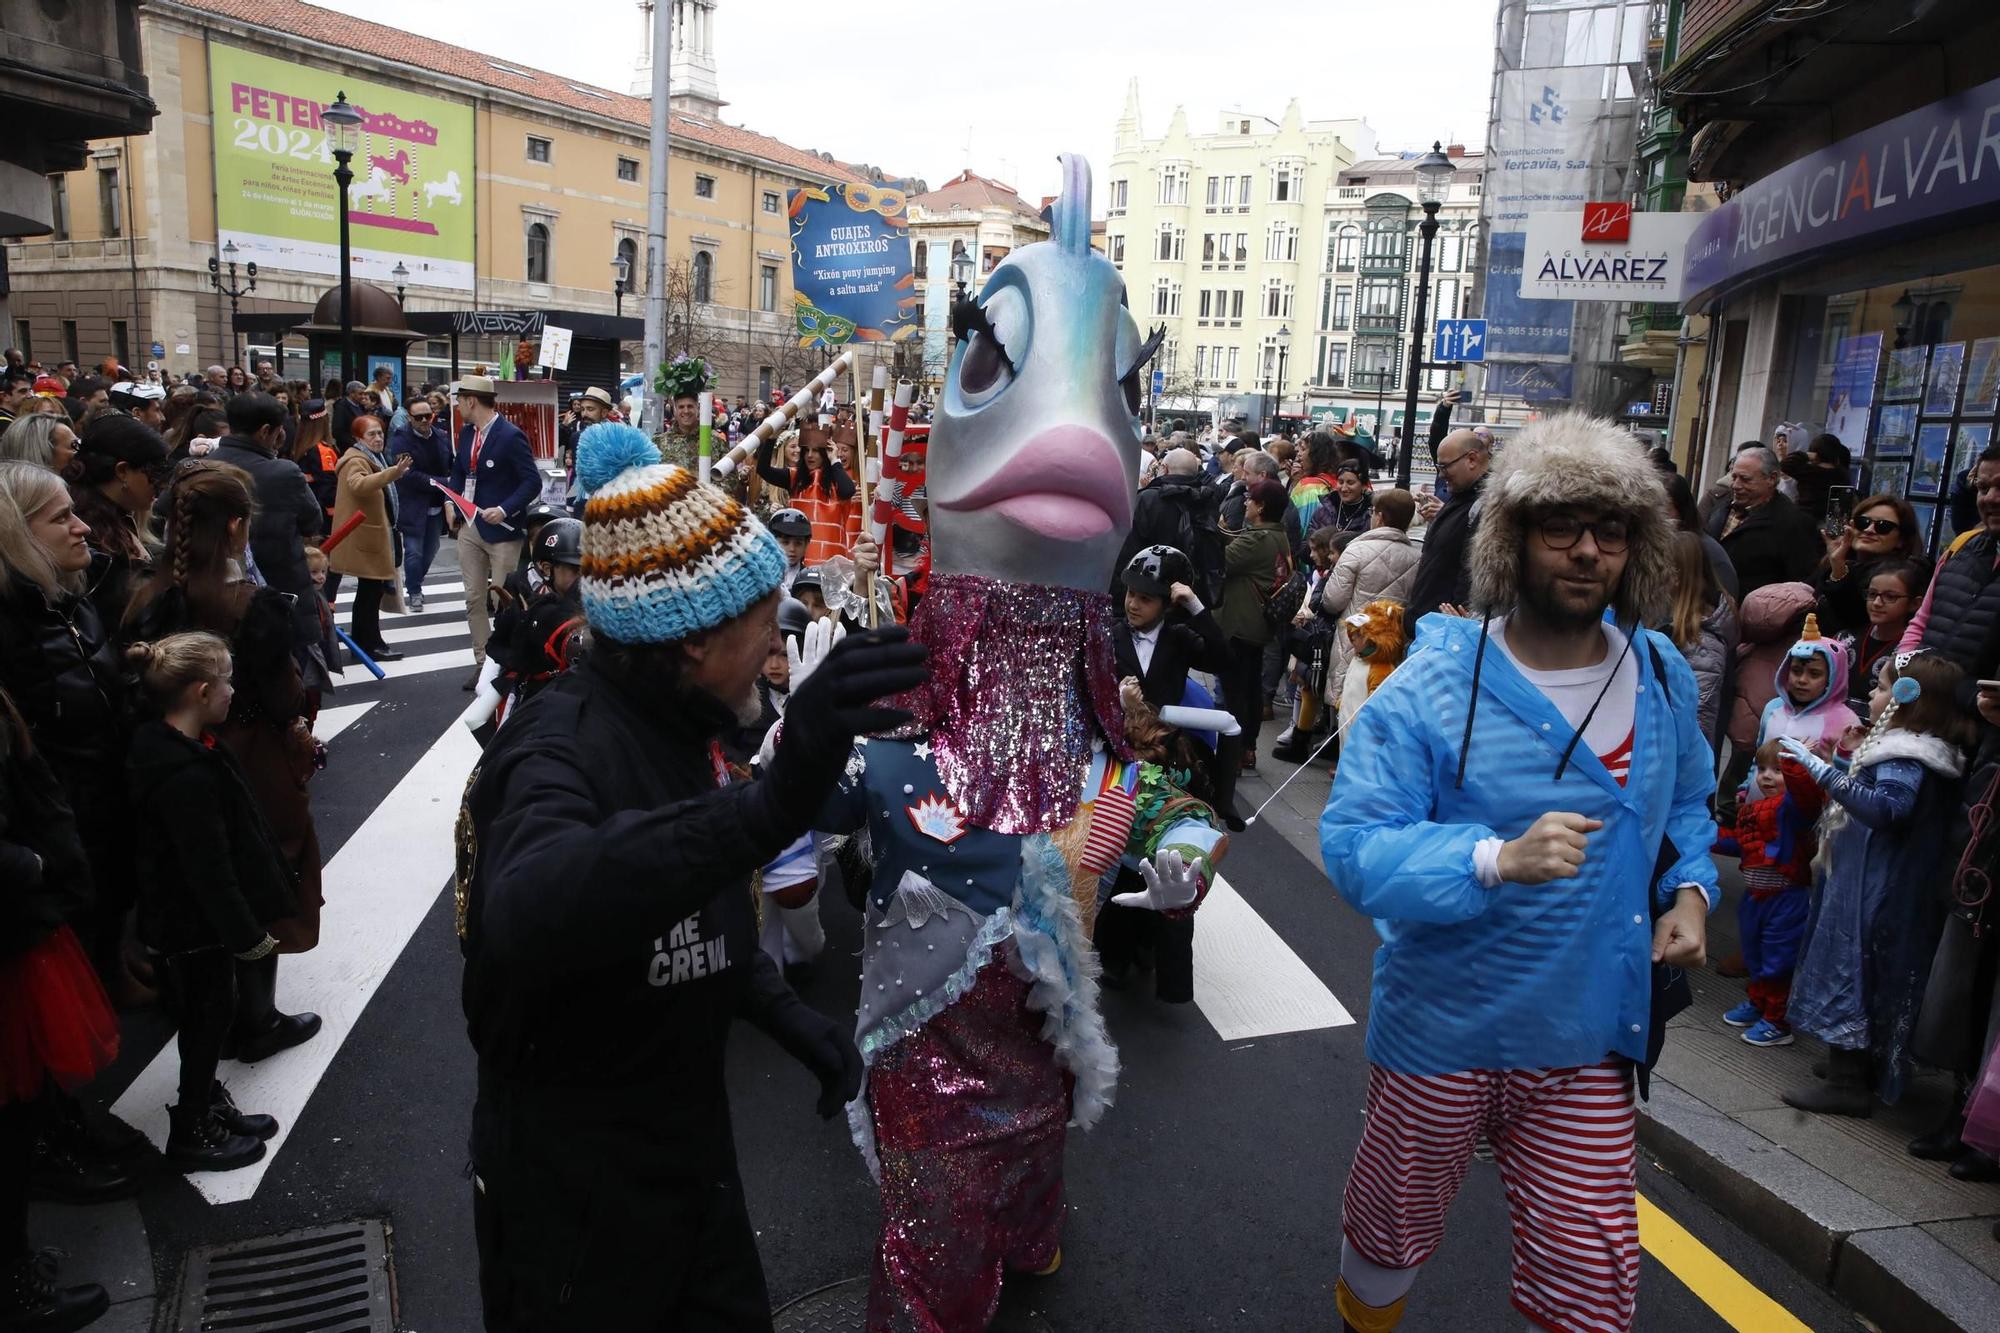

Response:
(813, 156), (1228, 1331)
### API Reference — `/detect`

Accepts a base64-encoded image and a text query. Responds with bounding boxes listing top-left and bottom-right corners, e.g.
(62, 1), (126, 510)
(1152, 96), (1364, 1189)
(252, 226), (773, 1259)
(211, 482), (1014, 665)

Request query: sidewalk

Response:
(26, 1197), (156, 1331)
(1234, 748), (2000, 1333)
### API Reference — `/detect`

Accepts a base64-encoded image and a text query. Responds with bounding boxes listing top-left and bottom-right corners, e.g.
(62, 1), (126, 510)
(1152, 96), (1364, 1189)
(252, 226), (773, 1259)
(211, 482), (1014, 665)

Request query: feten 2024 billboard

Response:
(209, 43), (475, 291)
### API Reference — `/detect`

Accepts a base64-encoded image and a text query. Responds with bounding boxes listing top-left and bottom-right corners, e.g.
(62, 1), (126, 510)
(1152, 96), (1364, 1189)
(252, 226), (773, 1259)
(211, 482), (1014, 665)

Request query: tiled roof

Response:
(909, 170), (1045, 223)
(159, 0), (867, 183)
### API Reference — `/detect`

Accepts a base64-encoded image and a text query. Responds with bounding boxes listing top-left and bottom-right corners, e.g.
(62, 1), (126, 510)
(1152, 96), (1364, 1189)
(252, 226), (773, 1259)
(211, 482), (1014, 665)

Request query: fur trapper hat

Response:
(1467, 412), (1676, 626)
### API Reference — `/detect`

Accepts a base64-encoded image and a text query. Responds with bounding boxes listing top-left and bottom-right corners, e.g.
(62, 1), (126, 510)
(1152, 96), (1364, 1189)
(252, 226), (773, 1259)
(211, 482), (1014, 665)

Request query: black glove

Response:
(764, 625), (928, 822)
(767, 1000), (864, 1119)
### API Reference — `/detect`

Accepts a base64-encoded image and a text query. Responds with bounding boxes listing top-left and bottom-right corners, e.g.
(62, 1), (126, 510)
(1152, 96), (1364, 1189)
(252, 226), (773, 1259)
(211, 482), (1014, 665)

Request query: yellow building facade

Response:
(4, 0), (867, 399)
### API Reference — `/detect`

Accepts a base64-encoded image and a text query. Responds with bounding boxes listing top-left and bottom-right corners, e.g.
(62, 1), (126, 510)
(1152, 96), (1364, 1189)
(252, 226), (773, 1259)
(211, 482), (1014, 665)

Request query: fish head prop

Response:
(927, 154), (1163, 592)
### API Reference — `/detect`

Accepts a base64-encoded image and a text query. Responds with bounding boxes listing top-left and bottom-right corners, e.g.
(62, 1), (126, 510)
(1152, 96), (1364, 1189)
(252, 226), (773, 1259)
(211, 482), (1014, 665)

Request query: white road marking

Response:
(1191, 876), (1355, 1041)
(111, 722), (481, 1204)
(380, 619), (472, 646)
(343, 645), (478, 682)
(312, 702), (378, 742)
(335, 579), (464, 606)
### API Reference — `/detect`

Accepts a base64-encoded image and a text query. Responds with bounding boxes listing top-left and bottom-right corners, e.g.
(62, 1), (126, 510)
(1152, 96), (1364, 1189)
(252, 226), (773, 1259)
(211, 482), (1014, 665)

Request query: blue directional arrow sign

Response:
(1152, 367), (1165, 396)
(1432, 318), (1488, 364)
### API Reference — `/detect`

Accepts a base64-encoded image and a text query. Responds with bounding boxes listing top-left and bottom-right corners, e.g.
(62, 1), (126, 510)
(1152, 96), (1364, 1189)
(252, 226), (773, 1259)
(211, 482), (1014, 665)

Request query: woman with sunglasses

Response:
(1817, 493), (1930, 636)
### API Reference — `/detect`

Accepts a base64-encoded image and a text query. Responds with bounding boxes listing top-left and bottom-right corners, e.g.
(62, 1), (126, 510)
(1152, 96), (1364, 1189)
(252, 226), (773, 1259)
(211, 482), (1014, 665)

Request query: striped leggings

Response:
(1342, 1059), (1639, 1333)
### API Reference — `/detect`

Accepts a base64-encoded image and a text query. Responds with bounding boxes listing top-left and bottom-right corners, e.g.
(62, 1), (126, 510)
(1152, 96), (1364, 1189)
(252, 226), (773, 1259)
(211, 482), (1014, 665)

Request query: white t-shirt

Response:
(1472, 616), (1638, 886)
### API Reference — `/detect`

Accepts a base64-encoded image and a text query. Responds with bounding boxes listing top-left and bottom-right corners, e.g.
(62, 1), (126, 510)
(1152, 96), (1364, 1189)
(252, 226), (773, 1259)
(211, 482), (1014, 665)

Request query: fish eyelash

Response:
(950, 297), (991, 346)
(1127, 324), (1168, 379)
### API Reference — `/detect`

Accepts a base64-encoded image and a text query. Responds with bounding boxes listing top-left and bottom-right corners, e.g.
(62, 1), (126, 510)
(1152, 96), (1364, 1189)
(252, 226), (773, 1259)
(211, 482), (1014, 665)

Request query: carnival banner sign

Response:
(788, 184), (919, 348)
(209, 43), (476, 291)
(1682, 74), (2000, 305)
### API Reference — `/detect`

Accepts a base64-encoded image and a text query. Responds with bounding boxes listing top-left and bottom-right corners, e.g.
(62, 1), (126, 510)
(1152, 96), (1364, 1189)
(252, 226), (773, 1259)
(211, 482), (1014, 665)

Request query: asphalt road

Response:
(89, 546), (1867, 1331)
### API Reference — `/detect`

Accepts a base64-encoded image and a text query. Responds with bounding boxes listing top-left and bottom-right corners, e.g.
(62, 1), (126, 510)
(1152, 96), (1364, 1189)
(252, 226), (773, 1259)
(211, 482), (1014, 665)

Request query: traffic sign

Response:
(1151, 368), (1164, 397)
(150, 342), (166, 359)
(1431, 319), (1488, 364)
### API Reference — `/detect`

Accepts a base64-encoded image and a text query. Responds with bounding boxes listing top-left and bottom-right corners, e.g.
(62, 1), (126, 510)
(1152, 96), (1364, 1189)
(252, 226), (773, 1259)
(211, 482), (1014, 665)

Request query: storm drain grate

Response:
(173, 1218), (394, 1333)
(774, 1276), (1052, 1332)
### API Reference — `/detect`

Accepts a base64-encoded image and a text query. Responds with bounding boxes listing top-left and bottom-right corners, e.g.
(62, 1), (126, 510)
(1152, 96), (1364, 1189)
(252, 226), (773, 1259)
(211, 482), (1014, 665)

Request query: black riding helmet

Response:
(1123, 544), (1192, 598)
(777, 595), (812, 643)
(532, 517), (583, 568)
(767, 507), (811, 540)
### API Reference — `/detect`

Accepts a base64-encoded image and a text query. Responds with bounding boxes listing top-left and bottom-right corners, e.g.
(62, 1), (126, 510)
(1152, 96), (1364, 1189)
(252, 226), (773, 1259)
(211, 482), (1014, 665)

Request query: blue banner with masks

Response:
(789, 184), (919, 349)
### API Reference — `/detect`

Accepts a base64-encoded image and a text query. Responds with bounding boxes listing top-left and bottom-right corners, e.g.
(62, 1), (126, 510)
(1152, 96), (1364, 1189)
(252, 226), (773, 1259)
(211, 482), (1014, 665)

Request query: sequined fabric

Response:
(866, 950), (1070, 1333)
(891, 574), (1130, 834)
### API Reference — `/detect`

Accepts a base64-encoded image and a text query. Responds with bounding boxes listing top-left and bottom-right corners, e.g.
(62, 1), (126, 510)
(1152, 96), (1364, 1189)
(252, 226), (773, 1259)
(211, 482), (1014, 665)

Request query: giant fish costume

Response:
(818, 155), (1228, 1332)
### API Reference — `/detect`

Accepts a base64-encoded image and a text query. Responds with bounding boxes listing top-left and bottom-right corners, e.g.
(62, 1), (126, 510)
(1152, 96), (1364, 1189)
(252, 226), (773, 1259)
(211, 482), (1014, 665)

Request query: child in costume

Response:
(1780, 651), (1973, 1116)
(1713, 739), (1823, 1047)
(479, 516), (585, 737)
(1754, 613), (1858, 755)
(810, 157), (1227, 1332)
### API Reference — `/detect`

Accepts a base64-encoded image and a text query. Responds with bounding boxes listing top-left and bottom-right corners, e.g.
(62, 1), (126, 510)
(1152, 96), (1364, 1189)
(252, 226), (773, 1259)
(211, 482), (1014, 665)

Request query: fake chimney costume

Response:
(816, 156), (1228, 1332)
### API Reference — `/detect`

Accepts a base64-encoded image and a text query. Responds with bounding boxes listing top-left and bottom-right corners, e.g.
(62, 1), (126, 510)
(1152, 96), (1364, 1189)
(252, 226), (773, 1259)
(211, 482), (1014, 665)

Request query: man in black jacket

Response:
(1404, 428), (1491, 638)
(213, 392), (323, 652)
(1704, 445), (1821, 596)
(1114, 448), (1223, 605)
(459, 430), (928, 1332)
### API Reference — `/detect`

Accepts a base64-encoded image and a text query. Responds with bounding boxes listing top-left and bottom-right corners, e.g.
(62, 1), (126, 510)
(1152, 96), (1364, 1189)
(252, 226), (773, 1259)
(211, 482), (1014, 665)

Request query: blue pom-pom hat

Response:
(575, 420), (786, 643)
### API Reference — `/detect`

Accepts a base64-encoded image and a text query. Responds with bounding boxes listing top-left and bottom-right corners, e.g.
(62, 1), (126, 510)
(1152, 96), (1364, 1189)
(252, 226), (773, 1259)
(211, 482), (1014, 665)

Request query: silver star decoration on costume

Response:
(913, 740), (932, 760)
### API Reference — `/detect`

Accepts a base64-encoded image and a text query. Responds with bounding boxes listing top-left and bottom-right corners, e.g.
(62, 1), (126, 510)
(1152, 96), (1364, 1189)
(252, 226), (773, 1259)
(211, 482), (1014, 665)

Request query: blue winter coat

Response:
(1320, 615), (1720, 1075)
(1787, 730), (1965, 1103)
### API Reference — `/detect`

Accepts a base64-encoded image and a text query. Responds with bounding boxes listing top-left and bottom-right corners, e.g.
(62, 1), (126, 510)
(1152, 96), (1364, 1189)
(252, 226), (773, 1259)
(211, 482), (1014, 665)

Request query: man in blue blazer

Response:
(450, 375), (541, 685)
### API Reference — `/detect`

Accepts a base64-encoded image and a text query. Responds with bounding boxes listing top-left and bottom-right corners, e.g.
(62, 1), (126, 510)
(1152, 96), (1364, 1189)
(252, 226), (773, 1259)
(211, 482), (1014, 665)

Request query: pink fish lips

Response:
(937, 425), (1133, 541)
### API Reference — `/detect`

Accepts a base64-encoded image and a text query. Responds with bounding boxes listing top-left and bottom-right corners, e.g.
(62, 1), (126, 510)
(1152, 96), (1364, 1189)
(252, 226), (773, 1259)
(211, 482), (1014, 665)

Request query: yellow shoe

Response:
(1028, 1247), (1061, 1277)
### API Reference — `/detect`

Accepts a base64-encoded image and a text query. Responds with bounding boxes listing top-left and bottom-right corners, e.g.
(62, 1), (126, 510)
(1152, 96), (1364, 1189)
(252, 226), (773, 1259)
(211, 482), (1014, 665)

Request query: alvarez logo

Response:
(1582, 202), (1631, 243)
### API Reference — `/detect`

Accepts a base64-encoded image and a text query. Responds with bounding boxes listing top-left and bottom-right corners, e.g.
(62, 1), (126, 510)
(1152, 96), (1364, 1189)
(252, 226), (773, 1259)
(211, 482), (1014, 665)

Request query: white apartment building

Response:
(1105, 81), (1375, 430)
(1307, 149), (1486, 442)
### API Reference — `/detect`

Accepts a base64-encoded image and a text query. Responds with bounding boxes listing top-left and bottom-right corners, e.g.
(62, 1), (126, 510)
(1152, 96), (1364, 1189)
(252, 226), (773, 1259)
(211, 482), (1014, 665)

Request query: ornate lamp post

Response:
(1397, 142), (1457, 487)
(321, 91), (365, 385)
(1274, 324), (1291, 435)
(612, 251), (632, 318)
(208, 239), (257, 371)
(392, 260), (410, 306)
(944, 249), (977, 390)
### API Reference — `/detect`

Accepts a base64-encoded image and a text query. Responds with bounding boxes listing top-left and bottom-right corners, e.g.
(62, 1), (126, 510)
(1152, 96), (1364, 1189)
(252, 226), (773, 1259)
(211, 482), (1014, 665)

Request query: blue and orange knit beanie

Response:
(573, 421), (786, 643)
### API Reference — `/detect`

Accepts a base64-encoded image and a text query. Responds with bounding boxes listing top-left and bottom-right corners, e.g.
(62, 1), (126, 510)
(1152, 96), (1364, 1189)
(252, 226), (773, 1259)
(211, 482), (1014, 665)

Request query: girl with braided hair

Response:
(123, 461), (324, 1066)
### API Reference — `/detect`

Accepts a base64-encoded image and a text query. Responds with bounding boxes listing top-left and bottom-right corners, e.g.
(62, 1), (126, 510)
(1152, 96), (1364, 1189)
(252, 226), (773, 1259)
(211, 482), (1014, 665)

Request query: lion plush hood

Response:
(1467, 412), (1677, 627)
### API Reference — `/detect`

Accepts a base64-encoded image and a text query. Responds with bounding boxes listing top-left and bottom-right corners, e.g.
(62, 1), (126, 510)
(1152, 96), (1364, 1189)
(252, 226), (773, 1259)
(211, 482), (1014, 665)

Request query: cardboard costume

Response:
(817, 156), (1227, 1332)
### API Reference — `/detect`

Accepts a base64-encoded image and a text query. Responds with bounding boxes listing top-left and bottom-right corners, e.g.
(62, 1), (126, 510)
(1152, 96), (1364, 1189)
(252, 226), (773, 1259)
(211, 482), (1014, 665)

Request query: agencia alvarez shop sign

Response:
(1519, 203), (1698, 302)
(1682, 75), (2000, 307)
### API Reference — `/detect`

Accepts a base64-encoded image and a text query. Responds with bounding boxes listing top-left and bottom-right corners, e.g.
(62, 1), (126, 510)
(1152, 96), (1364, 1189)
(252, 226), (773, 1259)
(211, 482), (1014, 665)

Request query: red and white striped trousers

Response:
(1343, 1059), (1639, 1333)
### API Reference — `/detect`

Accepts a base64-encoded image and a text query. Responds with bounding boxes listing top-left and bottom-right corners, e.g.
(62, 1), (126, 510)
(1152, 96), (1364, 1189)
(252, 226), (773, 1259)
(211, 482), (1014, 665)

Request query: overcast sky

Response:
(321, 0), (1498, 203)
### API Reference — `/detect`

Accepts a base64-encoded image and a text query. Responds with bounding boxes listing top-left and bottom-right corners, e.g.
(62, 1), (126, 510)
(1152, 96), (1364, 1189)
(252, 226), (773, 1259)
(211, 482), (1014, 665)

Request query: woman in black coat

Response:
(1814, 492), (1931, 636)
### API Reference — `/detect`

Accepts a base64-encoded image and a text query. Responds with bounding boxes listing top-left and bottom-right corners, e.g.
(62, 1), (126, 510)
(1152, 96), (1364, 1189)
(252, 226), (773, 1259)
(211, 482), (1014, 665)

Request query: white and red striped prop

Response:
(712, 352), (852, 478)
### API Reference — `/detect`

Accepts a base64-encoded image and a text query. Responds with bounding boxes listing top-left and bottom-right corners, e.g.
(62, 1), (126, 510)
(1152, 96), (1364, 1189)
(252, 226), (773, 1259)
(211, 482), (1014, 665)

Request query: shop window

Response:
(692, 250), (713, 303)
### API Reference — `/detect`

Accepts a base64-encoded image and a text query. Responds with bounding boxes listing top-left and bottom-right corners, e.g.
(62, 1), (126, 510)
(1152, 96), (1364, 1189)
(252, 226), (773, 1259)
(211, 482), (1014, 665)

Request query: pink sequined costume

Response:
(818, 152), (1223, 1333)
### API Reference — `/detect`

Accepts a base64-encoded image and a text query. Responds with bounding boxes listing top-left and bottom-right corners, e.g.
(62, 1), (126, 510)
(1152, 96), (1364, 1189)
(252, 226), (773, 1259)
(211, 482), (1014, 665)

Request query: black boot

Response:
(1951, 1149), (2000, 1182)
(1908, 1108), (1967, 1162)
(164, 1103), (264, 1173)
(209, 1083), (277, 1142)
(0, 1249), (108, 1333)
(229, 954), (320, 1064)
(26, 1136), (138, 1206)
(1782, 1046), (1873, 1117)
(44, 1092), (145, 1168)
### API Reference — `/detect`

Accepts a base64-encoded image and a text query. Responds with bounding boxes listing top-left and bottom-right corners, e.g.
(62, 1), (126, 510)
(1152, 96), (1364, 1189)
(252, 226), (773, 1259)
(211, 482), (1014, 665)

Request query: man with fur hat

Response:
(455, 421), (930, 1330)
(1320, 413), (1717, 1333)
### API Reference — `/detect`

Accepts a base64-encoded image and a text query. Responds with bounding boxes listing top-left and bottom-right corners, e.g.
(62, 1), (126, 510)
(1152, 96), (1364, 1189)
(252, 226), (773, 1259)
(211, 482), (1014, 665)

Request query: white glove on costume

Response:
(1778, 737), (1834, 785)
(786, 617), (845, 692)
(1110, 849), (1202, 913)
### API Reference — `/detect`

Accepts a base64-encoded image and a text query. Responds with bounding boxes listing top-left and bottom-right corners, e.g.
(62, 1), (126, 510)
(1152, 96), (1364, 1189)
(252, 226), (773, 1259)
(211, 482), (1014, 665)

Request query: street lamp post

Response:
(1397, 141), (1457, 488)
(207, 239), (257, 371)
(945, 250), (976, 390)
(321, 91), (364, 387)
(612, 251), (632, 319)
(391, 260), (409, 307)
(1275, 324), (1290, 436)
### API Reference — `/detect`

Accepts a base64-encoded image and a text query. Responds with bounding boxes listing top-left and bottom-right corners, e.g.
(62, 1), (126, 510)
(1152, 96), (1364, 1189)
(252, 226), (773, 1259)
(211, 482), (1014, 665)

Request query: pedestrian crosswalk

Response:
(110, 559), (1358, 1203)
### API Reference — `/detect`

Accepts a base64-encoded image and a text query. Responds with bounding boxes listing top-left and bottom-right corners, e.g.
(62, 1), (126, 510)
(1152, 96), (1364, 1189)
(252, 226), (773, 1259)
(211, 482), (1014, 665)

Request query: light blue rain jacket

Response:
(1320, 614), (1720, 1075)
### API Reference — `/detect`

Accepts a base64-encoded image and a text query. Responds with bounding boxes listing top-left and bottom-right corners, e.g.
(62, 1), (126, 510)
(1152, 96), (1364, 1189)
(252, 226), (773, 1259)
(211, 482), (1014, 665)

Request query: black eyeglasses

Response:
(1850, 516), (1902, 536)
(1534, 513), (1630, 553)
(1865, 588), (1911, 603)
